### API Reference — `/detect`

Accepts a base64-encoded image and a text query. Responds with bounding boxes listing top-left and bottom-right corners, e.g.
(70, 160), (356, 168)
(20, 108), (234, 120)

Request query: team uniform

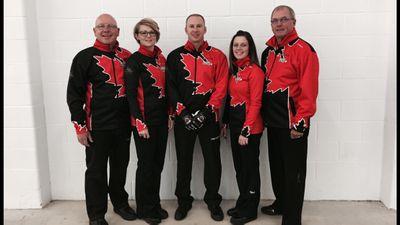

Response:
(67, 40), (132, 221)
(166, 40), (228, 209)
(223, 56), (264, 218)
(260, 28), (319, 225)
(124, 45), (169, 219)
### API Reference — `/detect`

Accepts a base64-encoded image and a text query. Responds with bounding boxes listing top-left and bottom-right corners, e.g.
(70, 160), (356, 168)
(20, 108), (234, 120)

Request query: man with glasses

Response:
(166, 13), (228, 222)
(260, 5), (319, 225)
(67, 14), (136, 225)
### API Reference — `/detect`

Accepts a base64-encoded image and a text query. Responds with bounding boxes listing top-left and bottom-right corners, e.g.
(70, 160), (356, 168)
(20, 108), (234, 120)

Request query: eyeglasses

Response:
(138, 31), (157, 37)
(270, 17), (294, 25)
(95, 24), (118, 30)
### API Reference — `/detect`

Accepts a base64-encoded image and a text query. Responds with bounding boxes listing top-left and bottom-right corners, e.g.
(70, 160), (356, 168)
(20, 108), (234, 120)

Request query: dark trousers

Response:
(230, 131), (262, 217)
(133, 124), (168, 218)
(267, 127), (308, 225)
(85, 127), (131, 220)
(174, 120), (222, 208)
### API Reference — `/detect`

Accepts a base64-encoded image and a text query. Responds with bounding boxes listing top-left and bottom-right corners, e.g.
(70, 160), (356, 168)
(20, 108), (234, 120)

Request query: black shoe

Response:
(261, 204), (281, 215)
(227, 207), (239, 217)
(174, 205), (191, 220)
(89, 218), (109, 225)
(143, 217), (161, 225)
(114, 206), (137, 220)
(209, 206), (224, 221)
(158, 207), (169, 219)
(230, 215), (257, 225)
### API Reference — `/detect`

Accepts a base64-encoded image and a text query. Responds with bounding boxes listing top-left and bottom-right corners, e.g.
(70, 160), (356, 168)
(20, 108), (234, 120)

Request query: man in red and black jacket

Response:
(166, 14), (228, 222)
(260, 6), (319, 225)
(66, 14), (136, 225)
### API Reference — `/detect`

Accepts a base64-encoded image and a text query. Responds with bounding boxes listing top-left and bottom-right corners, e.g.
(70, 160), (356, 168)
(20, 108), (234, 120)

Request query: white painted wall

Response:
(380, 0), (396, 209)
(4, 0), (396, 209)
(4, 0), (51, 209)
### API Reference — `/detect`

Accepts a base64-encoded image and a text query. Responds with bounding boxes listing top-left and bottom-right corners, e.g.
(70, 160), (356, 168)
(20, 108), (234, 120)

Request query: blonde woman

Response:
(124, 18), (172, 225)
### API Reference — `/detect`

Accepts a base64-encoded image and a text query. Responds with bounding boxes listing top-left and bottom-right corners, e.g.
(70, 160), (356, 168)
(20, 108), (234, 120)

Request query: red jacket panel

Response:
(166, 41), (228, 122)
(223, 57), (264, 137)
(261, 29), (319, 132)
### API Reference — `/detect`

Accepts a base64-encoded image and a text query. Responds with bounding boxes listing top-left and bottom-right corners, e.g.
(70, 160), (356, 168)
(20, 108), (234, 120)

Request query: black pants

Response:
(230, 131), (262, 217)
(85, 127), (131, 220)
(267, 127), (308, 225)
(174, 120), (222, 208)
(133, 124), (168, 218)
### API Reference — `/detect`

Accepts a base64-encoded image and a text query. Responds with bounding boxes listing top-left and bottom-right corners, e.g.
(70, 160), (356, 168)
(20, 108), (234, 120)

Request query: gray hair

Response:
(271, 5), (296, 20)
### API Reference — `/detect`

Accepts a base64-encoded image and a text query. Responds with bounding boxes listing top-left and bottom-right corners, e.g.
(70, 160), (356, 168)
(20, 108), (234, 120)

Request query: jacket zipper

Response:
(194, 56), (197, 85)
(111, 55), (118, 87)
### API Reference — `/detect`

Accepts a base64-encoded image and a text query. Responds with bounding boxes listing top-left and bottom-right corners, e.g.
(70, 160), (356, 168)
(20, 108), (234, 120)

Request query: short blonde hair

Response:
(133, 18), (160, 43)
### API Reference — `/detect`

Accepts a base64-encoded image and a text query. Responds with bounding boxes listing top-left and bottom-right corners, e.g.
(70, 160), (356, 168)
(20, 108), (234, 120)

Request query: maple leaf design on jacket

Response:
(230, 94), (245, 107)
(144, 59), (165, 99)
(94, 55), (126, 98)
(180, 53), (213, 95)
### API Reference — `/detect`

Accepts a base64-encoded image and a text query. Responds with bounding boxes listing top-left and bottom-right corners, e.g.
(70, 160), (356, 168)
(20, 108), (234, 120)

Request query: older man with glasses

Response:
(67, 14), (136, 225)
(260, 5), (319, 225)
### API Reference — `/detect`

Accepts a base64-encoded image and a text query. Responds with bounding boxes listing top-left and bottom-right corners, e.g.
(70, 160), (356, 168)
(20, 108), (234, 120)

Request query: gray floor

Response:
(4, 200), (396, 225)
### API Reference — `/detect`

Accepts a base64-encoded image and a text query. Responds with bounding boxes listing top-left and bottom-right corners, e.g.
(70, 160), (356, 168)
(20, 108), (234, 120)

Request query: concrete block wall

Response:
(5, 0), (51, 209)
(4, 0), (396, 209)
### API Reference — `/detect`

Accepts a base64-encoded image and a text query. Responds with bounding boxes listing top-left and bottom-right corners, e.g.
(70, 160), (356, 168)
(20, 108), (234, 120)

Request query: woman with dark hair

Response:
(221, 30), (264, 225)
(124, 18), (173, 225)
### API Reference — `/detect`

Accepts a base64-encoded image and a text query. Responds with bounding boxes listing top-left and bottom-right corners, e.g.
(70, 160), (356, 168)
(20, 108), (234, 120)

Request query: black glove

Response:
(192, 110), (206, 129)
(182, 114), (198, 131)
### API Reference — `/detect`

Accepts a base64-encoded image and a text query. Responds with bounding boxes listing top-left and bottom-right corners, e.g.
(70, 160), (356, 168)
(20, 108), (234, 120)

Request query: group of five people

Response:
(67, 5), (319, 225)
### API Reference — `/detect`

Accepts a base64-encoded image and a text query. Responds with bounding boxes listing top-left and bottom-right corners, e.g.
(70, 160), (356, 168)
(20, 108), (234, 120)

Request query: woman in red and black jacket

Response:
(221, 30), (264, 225)
(124, 18), (172, 225)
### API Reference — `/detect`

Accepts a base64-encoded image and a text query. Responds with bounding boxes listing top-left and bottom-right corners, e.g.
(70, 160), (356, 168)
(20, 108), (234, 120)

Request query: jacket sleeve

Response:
(124, 57), (147, 132)
(166, 53), (190, 117)
(206, 51), (229, 121)
(66, 53), (89, 135)
(241, 67), (264, 137)
(292, 45), (319, 132)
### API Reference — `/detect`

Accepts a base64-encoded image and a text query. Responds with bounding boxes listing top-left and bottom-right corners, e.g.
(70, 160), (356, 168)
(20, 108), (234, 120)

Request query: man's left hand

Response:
(290, 129), (304, 139)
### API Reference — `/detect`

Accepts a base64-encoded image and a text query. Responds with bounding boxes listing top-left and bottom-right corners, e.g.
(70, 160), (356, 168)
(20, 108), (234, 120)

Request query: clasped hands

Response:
(182, 109), (207, 131)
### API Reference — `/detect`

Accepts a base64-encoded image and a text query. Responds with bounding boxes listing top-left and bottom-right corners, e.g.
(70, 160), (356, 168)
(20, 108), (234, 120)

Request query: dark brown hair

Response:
(228, 30), (259, 74)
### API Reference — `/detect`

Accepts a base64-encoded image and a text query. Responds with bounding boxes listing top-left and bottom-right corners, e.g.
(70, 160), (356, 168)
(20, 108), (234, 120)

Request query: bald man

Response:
(67, 14), (136, 225)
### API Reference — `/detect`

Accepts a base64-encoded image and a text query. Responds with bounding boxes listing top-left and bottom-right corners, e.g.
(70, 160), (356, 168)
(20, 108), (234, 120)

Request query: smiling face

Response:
(232, 36), (249, 60)
(135, 25), (157, 49)
(185, 15), (207, 46)
(271, 7), (295, 43)
(93, 14), (120, 45)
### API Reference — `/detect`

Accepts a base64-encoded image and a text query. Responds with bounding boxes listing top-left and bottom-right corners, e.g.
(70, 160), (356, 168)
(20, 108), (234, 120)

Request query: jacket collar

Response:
(184, 40), (209, 52)
(234, 56), (251, 68)
(93, 39), (120, 52)
(138, 45), (162, 58)
(266, 28), (299, 48)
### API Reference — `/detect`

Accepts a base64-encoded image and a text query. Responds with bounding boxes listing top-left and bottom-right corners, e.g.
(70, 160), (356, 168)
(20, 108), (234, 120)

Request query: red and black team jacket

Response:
(67, 40), (132, 135)
(166, 41), (229, 122)
(223, 57), (264, 137)
(260, 28), (319, 132)
(124, 45), (169, 132)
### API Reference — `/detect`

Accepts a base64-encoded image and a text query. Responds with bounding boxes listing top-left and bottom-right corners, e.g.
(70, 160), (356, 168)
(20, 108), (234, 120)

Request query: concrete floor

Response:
(4, 200), (396, 225)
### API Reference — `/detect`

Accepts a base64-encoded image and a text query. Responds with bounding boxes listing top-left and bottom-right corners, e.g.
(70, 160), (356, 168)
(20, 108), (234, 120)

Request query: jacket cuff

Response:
(73, 121), (88, 135)
(176, 102), (187, 116)
(292, 118), (307, 133)
(135, 119), (147, 133)
(240, 126), (250, 138)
